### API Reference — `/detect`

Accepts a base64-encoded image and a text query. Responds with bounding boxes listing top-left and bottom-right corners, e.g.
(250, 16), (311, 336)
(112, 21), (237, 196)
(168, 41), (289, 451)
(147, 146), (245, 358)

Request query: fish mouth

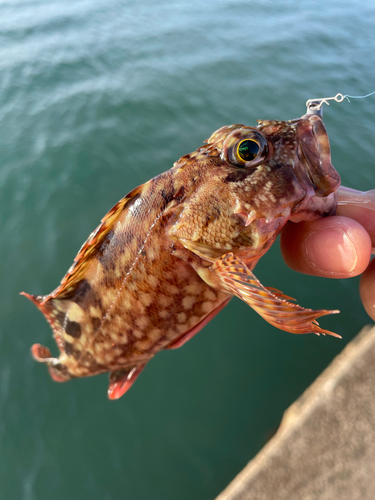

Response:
(296, 114), (341, 197)
(289, 113), (341, 222)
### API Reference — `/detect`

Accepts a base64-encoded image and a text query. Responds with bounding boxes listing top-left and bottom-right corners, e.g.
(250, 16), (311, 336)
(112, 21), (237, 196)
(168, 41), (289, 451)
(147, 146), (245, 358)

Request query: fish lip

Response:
(304, 101), (323, 118)
(295, 114), (341, 198)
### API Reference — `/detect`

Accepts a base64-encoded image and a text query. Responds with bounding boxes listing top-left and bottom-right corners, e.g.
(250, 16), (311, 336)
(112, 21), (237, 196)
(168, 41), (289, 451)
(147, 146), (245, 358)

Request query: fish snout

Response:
(297, 114), (341, 198)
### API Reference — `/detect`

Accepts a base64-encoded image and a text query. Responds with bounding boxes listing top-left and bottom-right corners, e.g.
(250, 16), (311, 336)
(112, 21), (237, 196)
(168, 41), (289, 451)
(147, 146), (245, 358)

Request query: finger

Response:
(337, 186), (375, 248)
(280, 216), (371, 278)
(360, 258), (375, 321)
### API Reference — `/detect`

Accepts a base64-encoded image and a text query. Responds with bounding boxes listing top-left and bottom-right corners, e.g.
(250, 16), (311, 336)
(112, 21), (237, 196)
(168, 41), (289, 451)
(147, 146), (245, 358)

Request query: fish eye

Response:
(222, 128), (269, 168)
(237, 139), (260, 162)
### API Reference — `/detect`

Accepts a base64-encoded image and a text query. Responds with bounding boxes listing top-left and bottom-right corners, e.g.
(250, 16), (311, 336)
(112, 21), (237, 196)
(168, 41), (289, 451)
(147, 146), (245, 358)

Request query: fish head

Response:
(171, 113), (340, 263)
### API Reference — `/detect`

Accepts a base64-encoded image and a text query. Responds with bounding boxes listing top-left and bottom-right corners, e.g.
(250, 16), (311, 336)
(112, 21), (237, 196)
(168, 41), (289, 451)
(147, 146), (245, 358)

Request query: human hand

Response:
(280, 186), (375, 321)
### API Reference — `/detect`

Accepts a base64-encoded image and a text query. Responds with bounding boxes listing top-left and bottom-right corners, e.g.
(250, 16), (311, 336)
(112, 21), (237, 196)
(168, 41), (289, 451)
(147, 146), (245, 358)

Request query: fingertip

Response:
(280, 216), (371, 278)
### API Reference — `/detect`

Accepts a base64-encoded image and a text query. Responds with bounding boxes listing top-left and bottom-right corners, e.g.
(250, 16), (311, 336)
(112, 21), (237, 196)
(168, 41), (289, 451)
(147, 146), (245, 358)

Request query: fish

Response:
(22, 107), (341, 399)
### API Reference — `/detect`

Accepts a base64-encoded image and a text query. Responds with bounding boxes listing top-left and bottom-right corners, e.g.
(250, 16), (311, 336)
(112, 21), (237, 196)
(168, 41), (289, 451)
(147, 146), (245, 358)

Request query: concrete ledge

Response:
(216, 325), (375, 500)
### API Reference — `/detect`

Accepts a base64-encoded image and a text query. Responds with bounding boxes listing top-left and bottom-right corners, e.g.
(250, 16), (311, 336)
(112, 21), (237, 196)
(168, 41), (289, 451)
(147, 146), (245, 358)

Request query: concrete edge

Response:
(215, 324), (375, 500)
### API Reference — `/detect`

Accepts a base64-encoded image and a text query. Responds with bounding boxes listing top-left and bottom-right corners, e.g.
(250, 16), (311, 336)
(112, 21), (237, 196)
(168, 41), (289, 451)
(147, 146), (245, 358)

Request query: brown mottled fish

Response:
(23, 107), (341, 399)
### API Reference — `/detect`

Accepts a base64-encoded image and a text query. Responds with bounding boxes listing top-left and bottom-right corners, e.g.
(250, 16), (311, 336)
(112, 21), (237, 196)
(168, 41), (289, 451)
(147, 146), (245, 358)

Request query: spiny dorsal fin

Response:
(51, 185), (144, 299)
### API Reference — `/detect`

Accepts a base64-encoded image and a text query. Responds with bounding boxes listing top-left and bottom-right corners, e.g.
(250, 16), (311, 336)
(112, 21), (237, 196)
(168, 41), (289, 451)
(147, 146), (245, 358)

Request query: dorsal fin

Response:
(51, 185), (144, 299)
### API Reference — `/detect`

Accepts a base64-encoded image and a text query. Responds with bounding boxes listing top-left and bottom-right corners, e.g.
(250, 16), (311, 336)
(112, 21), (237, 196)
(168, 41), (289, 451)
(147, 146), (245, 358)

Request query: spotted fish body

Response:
(24, 110), (341, 399)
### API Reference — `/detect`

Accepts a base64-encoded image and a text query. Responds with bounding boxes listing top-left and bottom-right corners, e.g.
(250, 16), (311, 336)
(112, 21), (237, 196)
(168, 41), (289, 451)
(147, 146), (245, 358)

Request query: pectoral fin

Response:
(209, 253), (340, 337)
(178, 238), (232, 262)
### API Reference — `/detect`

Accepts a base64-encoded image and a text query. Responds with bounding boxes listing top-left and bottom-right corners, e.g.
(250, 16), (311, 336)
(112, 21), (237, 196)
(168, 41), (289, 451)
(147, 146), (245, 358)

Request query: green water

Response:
(1, 1), (375, 499)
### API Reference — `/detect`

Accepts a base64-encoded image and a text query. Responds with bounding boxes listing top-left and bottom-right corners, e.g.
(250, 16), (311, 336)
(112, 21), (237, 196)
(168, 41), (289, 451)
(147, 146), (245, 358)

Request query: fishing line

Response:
(306, 91), (375, 112)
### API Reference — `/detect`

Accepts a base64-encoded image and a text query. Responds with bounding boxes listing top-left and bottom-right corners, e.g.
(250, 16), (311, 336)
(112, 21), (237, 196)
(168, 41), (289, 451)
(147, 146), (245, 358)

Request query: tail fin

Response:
(30, 343), (70, 382)
(21, 292), (78, 351)
(21, 292), (71, 382)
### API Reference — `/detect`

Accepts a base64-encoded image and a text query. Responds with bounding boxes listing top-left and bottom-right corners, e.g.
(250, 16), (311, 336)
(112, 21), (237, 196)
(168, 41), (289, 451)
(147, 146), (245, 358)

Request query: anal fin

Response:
(108, 363), (146, 400)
